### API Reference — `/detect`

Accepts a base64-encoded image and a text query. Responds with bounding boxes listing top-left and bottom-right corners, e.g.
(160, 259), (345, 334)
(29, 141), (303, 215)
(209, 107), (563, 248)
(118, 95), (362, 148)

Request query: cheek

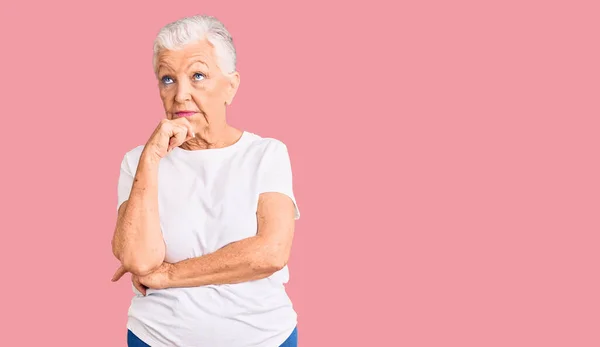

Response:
(159, 88), (173, 109)
(208, 81), (229, 100)
(189, 82), (226, 109)
(218, 81), (232, 99)
(190, 85), (211, 104)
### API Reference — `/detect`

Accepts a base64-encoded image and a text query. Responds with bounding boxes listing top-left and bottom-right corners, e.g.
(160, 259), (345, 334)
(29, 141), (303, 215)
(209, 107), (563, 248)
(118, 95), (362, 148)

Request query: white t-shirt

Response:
(116, 131), (300, 347)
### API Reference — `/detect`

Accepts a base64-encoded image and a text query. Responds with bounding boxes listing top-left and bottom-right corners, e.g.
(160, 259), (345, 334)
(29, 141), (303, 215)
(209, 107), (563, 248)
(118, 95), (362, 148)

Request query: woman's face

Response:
(155, 39), (239, 129)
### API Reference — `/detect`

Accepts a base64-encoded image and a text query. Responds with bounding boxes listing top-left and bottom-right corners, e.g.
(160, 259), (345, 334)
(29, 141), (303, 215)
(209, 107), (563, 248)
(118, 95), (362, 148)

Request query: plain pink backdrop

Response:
(1, 0), (599, 346)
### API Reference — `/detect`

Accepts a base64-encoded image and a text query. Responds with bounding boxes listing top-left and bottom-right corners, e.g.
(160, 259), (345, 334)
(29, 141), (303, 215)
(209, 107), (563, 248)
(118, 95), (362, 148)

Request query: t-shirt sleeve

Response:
(117, 153), (135, 211)
(257, 141), (300, 220)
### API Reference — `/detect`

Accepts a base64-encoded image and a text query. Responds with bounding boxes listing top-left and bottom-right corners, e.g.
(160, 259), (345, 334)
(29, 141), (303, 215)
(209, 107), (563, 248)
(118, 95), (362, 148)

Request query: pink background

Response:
(1, 0), (599, 346)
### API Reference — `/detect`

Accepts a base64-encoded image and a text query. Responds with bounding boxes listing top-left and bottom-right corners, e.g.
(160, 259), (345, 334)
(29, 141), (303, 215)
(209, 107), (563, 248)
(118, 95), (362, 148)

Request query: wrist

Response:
(167, 262), (179, 287)
(140, 148), (161, 166)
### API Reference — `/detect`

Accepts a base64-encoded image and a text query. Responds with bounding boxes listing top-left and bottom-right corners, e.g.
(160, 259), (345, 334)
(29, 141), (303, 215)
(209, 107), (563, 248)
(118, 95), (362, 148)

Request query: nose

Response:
(175, 79), (192, 103)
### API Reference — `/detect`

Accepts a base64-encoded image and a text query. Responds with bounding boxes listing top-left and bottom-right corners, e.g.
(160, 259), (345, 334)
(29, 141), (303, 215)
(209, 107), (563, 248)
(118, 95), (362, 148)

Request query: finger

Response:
(173, 118), (195, 140)
(166, 126), (179, 152)
(183, 123), (195, 140)
(133, 276), (147, 296)
(111, 265), (128, 282)
(161, 121), (183, 152)
(168, 126), (188, 151)
(134, 279), (146, 296)
(176, 125), (190, 144)
(167, 134), (177, 152)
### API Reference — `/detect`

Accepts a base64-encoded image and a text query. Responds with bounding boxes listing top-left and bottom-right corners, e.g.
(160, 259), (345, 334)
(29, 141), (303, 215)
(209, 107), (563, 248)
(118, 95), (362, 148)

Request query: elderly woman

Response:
(110, 15), (300, 347)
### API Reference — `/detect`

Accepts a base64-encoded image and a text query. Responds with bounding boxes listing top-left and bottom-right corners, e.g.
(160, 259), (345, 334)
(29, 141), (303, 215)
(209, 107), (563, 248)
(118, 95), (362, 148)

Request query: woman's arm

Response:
(166, 140), (299, 287)
(167, 191), (296, 287)
(112, 191), (297, 290)
(111, 153), (166, 276)
(111, 118), (195, 277)
(111, 139), (299, 289)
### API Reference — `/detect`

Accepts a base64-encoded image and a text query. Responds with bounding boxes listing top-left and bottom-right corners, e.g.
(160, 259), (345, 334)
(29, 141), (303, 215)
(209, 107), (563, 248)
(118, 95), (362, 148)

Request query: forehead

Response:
(156, 39), (217, 71)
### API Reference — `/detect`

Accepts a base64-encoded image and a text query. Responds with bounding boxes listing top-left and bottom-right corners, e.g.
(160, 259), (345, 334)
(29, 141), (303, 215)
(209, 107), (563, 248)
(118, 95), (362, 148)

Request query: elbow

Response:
(118, 240), (165, 276)
(253, 251), (288, 274)
(122, 254), (163, 277)
(111, 238), (124, 261)
(270, 254), (288, 272)
(128, 262), (159, 277)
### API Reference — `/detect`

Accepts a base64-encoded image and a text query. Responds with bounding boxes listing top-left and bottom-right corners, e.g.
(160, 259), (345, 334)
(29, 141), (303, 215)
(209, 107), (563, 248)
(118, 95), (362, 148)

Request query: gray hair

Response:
(152, 15), (237, 75)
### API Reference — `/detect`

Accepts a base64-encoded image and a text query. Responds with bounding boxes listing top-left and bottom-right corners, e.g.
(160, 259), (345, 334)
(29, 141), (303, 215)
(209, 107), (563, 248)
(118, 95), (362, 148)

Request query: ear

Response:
(225, 71), (241, 106)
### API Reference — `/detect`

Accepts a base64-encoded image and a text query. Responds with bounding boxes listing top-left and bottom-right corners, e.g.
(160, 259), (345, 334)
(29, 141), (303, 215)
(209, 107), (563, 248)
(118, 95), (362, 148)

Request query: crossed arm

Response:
(110, 155), (296, 292)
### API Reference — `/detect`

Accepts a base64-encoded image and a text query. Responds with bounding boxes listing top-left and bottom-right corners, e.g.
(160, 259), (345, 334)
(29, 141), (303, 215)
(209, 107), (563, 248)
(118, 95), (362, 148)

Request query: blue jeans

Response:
(128, 327), (298, 346)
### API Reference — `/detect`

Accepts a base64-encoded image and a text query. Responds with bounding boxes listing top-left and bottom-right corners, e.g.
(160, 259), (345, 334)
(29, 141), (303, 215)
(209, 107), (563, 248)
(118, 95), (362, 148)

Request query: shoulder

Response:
(243, 131), (290, 157)
(241, 132), (295, 175)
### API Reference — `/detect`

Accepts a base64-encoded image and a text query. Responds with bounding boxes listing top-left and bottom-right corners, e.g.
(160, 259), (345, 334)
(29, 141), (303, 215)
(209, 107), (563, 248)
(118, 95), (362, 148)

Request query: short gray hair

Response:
(152, 15), (237, 75)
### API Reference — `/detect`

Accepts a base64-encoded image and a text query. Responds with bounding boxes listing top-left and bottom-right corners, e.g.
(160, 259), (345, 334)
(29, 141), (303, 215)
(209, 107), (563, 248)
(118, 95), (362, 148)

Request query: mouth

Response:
(174, 111), (197, 118)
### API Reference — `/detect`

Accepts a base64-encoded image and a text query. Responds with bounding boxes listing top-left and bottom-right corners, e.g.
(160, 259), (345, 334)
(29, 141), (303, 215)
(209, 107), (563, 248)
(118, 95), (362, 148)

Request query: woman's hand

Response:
(143, 118), (196, 160)
(136, 262), (173, 292)
(131, 274), (148, 296)
(112, 262), (174, 296)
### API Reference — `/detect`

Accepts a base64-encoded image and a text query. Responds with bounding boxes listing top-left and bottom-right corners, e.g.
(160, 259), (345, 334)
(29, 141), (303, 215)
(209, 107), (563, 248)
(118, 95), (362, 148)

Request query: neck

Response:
(181, 124), (243, 151)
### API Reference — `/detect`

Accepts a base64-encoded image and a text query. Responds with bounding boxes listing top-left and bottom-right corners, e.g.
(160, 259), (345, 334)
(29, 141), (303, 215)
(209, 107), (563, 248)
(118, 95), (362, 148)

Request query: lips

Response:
(175, 111), (197, 117)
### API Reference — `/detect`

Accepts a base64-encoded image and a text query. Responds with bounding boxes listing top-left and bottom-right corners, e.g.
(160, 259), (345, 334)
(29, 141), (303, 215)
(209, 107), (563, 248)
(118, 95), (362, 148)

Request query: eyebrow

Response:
(188, 59), (209, 70)
(157, 59), (209, 76)
(156, 63), (174, 75)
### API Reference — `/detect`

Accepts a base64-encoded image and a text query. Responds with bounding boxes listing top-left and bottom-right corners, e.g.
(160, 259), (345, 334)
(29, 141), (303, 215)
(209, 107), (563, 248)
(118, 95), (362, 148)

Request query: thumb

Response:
(111, 265), (128, 282)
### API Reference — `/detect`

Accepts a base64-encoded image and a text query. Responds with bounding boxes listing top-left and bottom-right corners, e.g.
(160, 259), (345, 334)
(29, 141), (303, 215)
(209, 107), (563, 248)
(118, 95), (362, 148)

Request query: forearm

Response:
(112, 153), (165, 275)
(168, 235), (286, 288)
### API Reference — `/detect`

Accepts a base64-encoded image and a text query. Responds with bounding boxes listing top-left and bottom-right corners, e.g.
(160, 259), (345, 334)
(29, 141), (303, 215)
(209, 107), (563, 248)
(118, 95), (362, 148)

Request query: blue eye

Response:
(161, 76), (174, 85)
(193, 73), (205, 81)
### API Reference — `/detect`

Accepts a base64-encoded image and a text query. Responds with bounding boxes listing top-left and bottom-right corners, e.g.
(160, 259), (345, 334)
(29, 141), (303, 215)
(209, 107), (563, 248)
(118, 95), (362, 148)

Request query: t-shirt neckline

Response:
(171, 131), (249, 159)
